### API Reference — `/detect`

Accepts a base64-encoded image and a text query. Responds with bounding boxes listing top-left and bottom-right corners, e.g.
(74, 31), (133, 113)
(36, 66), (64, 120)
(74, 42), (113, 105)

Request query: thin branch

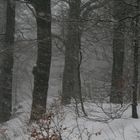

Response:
(81, 0), (98, 11)
(81, 0), (111, 19)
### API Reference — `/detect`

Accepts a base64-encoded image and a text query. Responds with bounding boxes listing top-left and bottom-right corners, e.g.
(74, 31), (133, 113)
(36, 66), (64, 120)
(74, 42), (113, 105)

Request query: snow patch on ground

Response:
(0, 100), (31, 140)
(0, 98), (140, 140)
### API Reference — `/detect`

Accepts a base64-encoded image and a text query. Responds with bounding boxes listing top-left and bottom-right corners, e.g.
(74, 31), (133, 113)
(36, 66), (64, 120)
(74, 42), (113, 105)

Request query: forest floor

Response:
(0, 97), (140, 140)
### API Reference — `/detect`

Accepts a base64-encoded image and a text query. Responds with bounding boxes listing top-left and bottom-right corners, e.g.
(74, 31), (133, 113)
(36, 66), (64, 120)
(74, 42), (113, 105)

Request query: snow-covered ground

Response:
(60, 102), (140, 140)
(1, 97), (140, 140)
(0, 100), (31, 140)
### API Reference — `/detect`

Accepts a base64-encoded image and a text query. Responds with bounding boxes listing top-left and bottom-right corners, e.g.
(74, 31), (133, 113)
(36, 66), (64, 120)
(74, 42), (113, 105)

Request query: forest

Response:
(0, 0), (140, 140)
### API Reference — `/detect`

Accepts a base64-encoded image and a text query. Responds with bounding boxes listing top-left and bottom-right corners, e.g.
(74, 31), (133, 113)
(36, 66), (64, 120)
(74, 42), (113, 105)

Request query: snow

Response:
(0, 98), (140, 140)
(60, 102), (140, 140)
(0, 100), (31, 140)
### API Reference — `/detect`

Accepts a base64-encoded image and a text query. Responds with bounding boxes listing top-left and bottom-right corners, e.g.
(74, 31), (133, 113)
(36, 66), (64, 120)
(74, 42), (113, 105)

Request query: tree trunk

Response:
(0, 0), (15, 122)
(132, 0), (139, 119)
(110, 0), (125, 104)
(62, 0), (81, 104)
(30, 0), (52, 120)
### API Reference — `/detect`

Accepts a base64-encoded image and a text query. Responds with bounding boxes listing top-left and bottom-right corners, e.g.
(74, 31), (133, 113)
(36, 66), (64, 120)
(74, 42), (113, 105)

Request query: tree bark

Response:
(110, 0), (125, 104)
(30, 0), (52, 120)
(0, 0), (15, 122)
(62, 0), (81, 104)
(132, 0), (139, 119)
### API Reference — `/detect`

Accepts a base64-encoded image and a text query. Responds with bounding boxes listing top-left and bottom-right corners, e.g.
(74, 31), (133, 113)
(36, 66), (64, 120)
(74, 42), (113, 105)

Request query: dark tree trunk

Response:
(132, 0), (139, 119)
(0, 0), (15, 122)
(110, 0), (125, 104)
(132, 32), (138, 118)
(30, 0), (52, 120)
(62, 0), (81, 104)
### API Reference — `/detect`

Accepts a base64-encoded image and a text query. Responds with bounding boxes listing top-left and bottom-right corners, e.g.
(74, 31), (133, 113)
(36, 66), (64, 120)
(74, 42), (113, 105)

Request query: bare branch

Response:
(81, 0), (111, 19)
(81, 0), (98, 11)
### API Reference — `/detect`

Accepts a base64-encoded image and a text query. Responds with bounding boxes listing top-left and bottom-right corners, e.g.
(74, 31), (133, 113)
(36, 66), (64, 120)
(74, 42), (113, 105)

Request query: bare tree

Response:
(132, 0), (139, 119)
(0, 0), (15, 122)
(29, 0), (52, 120)
(110, 0), (129, 104)
(62, 0), (81, 104)
(62, 0), (110, 105)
